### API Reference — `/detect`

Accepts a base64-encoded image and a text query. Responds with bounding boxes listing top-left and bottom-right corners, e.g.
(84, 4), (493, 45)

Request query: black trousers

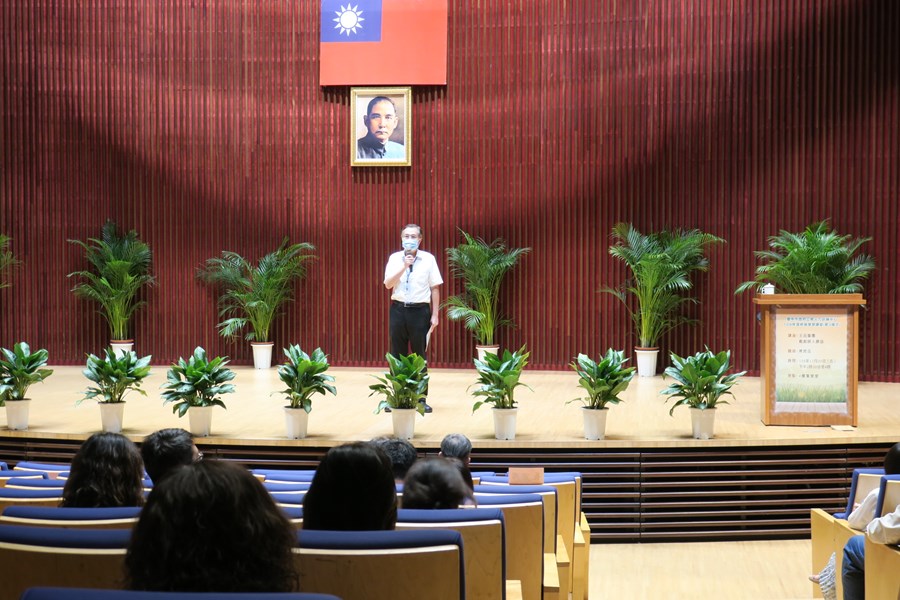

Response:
(389, 302), (431, 398)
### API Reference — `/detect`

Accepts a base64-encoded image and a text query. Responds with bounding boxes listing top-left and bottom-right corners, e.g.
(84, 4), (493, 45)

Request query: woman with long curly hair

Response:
(125, 460), (298, 592)
(61, 432), (145, 508)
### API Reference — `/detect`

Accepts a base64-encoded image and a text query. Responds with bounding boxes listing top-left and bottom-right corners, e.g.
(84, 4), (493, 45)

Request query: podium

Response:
(754, 294), (865, 426)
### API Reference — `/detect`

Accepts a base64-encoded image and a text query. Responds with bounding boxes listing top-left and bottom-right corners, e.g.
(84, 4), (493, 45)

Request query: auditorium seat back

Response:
(397, 507), (506, 600)
(19, 589), (342, 600)
(294, 529), (464, 600)
(0, 506), (141, 529)
(474, 494), (544, 600)
(263, 482), (311, 494)
(13, 462), (70, 475)
(474, 484), (558, 553)
(4, 478), (66, 490)
(252, 469), (316, 483)
(834, 468), (883, 518)
(0, 472), (47, 487)
(0, 488), (64, 514)
(0, 525), (130, 598)
(875, 474), (900, 518)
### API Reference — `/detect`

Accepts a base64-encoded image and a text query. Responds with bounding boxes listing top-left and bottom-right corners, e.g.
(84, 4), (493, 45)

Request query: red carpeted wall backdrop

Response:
(1, 1), (898, 379)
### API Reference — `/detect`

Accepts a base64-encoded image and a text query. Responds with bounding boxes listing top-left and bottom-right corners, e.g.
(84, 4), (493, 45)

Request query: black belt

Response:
(392, 301), (430, 308)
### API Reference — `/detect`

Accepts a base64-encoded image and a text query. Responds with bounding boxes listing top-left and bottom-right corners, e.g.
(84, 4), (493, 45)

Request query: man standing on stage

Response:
(383, 224), (443, 413)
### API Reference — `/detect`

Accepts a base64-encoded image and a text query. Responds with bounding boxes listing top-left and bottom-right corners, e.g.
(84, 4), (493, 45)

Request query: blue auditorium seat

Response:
(834, 468), (884, 518)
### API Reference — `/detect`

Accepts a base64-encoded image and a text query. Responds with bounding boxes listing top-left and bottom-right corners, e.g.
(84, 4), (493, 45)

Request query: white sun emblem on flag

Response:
(333, 4), (365, 36)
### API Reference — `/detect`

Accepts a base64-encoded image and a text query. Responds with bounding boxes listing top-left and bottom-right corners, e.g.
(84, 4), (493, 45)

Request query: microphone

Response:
(405, 249), (414, 273)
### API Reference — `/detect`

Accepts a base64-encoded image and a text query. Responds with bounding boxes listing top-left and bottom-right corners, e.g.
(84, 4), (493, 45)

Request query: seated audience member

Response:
(439, 433), (472, 465)
(303, 442), (397, 530)
(371, 436), (418, 482)
(402, 457), (476, 509)
(811, 442), (900, 598)
(61, 432), (145, 508)
(446, 456), (475, 491)
(841, 504), (900, 600)
(125, 460), (297, 592)
(140, 427), (201, 484)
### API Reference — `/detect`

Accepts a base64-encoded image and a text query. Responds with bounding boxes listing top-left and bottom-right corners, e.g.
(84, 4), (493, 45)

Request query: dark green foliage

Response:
(569, 349), (636, 410)
(660, 348), (746, 416)
(0, 342), (54, 403)
(471, 346), (531, 412)
(160, 347), (236, 418)
(79, 348), (152, 405)
(276, 345), (336, 413)
(369, 353), (429, 416)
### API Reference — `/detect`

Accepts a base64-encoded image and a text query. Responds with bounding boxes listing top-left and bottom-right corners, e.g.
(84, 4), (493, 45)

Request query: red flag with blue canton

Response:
(319, 0), (448, 86)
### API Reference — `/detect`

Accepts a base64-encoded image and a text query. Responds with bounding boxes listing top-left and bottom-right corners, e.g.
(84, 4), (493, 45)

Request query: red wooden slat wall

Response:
(1, 1), (898, 379)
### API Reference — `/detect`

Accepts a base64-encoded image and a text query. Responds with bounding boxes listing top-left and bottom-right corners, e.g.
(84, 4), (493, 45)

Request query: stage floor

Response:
(2, 366), (898, 449)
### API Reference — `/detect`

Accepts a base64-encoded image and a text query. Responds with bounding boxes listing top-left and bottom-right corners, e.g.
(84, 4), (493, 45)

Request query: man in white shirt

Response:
(383, 224), (443, 412)
(842, 496), (900, 599)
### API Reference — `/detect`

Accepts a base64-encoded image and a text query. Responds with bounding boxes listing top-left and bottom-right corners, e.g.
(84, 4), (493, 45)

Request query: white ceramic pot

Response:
(5, 399), (31, 431)
(110, 340), (134, 358)
(284, 407), (310, 440)
(634, 347), (659, 377)
(476, 345), (500, 363)
(492, 407), (518, 440)
(690, 407), (716, 440)
(582, 407), (609, 441)
(188, 405), (214, 437)
(251, 342), (274, 369)
(99, 402), (126, 433)
(391, 408), (417, 440)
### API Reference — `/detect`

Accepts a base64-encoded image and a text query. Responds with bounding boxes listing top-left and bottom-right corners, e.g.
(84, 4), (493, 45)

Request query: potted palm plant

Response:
(735, 221), (875, 294)
(78, 348), (152, 433)
(198, 238), (316, 369)
(274, 345), (337, 439)
(569, 349), (636, 440)
(160, 347), (236, 437)
(68, 221), (155, 356)
(601, 223), (724, 377)
(471, 346), (531, 440)
(0, 342), (54, 431)
(0, 234), (20, 289)
(369, 353), (429, 440)
(660, 348), (746, 439)
(444, 231), (530, 361)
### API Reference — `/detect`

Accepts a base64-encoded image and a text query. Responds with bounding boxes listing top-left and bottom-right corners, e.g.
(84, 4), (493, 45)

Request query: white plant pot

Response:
(284, 407), (310, 440)
(188, 406), (214, 437)
(492, 407), (518, 440)
(5, 399), (31, 431)
(476, 345), (500, 363)
(110, 340), (134, 358)
(99, 402), (126, 433)
(391, 408), (417, 440)
(582, 407), (609, 441)
(251, 342), (274, 369)
(635, 347), (659, 377)
(690, 407), (716, 440)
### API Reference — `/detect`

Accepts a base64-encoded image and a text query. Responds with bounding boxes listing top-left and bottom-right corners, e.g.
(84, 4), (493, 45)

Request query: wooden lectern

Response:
(754, 294), (865, 426)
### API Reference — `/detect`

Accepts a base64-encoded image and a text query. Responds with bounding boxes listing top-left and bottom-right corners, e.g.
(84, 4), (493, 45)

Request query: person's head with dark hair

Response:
(61, 432), (145, 508)
(402, 457), (476, 510)
(304, 442), (397, 531)
(125, 460), (297, 592)
(884, 442), (900, 474)
(140, 428), (200, 484)
(445, 456), (475, 491)
(439, 433), (473, 465)
(370, 436), (418, 481)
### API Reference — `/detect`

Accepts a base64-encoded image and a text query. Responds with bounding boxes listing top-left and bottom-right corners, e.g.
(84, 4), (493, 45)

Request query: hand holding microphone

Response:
(404, 249), (415, 272)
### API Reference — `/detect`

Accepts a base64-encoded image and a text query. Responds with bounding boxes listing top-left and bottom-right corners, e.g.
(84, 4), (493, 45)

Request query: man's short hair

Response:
(440, 433), (472, 462)
(885, 442), (900, 474)
(141, 428), (195, 484)
(366, 95), (396, 117)
(401, 223), (422, 236)
(370, 436), (418, 480)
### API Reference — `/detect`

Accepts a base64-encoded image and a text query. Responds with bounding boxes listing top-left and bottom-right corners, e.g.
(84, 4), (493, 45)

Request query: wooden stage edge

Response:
(2, 366), (898, 450)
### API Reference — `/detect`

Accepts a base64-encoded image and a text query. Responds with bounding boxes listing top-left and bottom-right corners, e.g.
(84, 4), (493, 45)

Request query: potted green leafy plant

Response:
(160, 347), (236, 437)
(471, 345), (531, 440)
(198, 238), (316, 369)
(369, 353), (429, 440)
(444, 231), (530, 361)
(0, 342), (54, 431)
(274, 345), (337, 439)
(735, 221), (875, 295)
(0, 234), (20, 289)
(68, 221), (155, 355)
(569, 349), (636, 440)
(78, 348), (152, 433)
(660, 348), (746, 440)
(601, 223), (724, 377)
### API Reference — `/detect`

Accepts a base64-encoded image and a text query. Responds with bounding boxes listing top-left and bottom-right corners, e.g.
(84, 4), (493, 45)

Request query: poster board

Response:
(754, 294), (865, 426)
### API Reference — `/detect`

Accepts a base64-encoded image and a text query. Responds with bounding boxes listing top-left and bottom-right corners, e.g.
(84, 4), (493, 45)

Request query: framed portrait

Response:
(351, 87), (412, 167)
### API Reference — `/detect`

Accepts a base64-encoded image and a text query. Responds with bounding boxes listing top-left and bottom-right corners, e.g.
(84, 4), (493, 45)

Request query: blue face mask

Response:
(402, 239), (420, 252)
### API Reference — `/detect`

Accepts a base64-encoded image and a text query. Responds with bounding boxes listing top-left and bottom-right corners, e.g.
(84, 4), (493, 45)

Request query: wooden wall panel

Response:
(1, 1), (898, 379)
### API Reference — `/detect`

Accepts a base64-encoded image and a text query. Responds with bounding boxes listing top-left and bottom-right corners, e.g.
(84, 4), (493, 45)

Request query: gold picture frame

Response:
(351, 87), (412, 167)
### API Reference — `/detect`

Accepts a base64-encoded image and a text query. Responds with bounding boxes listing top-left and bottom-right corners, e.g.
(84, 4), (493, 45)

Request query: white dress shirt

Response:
(384, 249), (443, 304)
